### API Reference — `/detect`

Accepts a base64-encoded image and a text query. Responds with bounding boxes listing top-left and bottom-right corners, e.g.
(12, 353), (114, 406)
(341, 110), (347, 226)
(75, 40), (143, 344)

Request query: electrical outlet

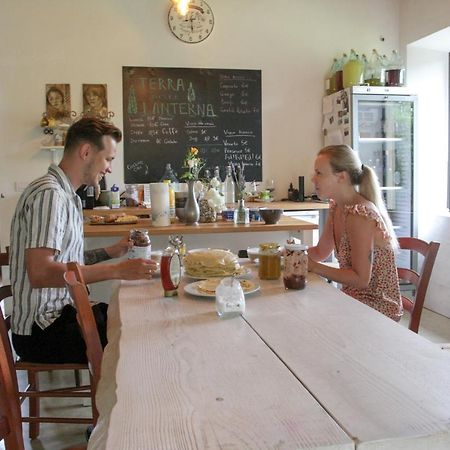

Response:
(15, 182), (28, 192)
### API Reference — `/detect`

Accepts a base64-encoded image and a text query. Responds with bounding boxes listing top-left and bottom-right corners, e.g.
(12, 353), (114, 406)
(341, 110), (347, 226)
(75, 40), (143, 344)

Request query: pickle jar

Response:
(258, 242), (281, 280)
(283, 242), (308, 290)
(128, 229), (152, 259)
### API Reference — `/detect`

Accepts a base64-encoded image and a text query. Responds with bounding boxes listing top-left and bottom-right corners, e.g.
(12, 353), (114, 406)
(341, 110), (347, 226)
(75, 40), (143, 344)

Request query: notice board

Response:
(122, 67), (262, 183)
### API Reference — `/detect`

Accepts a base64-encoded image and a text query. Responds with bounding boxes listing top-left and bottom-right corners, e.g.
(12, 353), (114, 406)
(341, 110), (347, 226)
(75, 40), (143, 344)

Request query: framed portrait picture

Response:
(45, 84), (71, 121)
(83, 84), (108, 118)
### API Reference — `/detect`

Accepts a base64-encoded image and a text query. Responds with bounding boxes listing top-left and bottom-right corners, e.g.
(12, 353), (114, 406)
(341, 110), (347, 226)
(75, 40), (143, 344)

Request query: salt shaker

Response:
(283, 242), (308, 290)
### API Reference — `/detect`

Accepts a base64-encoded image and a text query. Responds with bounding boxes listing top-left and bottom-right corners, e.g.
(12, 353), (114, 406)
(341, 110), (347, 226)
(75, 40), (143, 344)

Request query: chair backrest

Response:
(397, 237), (440, 333)
(64, 264), (103, 421)
(0, 285), (24, 450)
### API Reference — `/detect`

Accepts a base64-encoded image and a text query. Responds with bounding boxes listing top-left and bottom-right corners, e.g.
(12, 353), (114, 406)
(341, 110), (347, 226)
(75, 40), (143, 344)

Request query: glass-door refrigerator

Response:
(323, 86), (417, 267)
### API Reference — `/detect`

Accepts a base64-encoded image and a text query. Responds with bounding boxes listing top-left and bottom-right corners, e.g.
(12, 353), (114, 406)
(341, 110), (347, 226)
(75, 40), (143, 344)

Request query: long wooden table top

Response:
(84, 215), (318, 237)
(88, 265), (450, 449)
(88, 272), (352, 449)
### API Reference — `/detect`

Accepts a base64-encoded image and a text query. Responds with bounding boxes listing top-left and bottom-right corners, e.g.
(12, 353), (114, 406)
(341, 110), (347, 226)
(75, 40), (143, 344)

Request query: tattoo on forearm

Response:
(84, 248), (111, 265)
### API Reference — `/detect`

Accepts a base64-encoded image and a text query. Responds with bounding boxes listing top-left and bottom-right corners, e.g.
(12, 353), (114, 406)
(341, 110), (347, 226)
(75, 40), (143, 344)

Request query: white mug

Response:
(149, 183), (170, 227)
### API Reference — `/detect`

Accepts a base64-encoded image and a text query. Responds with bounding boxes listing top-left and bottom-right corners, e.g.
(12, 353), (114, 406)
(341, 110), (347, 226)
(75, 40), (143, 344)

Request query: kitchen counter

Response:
(84, 216), (317, 237)
(82, 200), (329, 218)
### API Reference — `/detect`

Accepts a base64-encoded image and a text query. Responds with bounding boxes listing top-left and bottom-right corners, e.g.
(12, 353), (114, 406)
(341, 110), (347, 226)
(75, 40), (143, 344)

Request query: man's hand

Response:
(115, 258), (158, 280)
(106, 235), (132, 259)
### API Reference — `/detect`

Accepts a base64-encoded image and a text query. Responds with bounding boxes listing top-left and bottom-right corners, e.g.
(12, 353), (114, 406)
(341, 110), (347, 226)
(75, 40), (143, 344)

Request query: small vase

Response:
(234, 199), (249, 224)
(184, 180), (200, 225)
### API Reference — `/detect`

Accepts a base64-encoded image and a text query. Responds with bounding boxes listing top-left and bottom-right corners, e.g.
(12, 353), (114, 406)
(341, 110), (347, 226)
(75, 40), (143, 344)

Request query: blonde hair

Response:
(318, 145), (398, 248)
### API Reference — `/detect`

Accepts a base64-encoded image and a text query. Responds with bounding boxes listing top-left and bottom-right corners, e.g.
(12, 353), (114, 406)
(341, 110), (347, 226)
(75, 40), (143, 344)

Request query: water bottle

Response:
(223, 165), (235, 207)
(110, 184), (120, 209)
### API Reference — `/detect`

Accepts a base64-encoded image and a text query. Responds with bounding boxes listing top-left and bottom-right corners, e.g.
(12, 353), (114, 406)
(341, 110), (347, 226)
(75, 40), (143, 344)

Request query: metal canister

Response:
(258, 242), (281, 280)
(283, 243), (308, 289)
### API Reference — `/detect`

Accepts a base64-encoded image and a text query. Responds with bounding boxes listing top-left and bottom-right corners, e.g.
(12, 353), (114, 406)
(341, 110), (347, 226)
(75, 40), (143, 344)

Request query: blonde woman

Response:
(308, 145), (402, 321)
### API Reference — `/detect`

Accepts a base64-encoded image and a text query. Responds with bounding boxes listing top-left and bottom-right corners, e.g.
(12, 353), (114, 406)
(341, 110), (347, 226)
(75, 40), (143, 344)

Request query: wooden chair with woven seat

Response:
(64, 262), (104, 423)
(0, 250), (94, 439)
(397, 237), (440, 334)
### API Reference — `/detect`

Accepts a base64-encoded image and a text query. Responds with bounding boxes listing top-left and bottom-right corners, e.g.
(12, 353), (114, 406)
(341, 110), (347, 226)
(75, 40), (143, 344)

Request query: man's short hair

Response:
(64, 117), (122, 153)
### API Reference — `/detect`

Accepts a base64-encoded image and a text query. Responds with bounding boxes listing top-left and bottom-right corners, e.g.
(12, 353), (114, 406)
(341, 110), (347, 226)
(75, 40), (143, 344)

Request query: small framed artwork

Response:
(83, 84), (108, 118)
(45, 84), (71, 121)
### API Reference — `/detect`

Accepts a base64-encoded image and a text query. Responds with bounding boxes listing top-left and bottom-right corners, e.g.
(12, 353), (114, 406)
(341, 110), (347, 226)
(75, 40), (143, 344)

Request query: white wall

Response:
(399, 1), (450, 317)
(0, 0), (400, 246)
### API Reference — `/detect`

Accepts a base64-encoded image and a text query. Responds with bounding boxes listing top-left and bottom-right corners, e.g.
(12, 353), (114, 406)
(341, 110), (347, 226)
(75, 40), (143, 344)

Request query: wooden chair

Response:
(0, 305), (88, 450)
(397, 237), (440, 334)
(0, 250), (93, 439)
(64, 262), (103, 423)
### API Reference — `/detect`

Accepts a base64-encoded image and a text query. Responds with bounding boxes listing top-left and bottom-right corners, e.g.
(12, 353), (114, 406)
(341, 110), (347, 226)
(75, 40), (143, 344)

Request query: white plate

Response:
(184, 280), (260, 298)
(183, 266), (251, 280)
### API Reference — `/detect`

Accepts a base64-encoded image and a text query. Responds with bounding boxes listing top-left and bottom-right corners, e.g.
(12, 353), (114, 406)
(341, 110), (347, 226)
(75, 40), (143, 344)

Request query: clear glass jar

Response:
(160, 242), (181, 297)
(258, 242), (281, 280)
(128, 229), (151, 259)
(283, 243), (308, 290)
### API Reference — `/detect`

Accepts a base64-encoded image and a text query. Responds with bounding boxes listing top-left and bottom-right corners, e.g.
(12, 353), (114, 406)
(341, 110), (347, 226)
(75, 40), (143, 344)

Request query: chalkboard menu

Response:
(122, 67), (262, 183)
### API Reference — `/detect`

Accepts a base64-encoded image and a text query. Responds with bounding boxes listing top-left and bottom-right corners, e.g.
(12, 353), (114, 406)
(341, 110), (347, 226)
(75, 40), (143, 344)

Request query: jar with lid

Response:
(258, 242), (281, 280)
(283, 242), (308, 290)
(128, 229), (151, 259)
(160, 238), (182, 297)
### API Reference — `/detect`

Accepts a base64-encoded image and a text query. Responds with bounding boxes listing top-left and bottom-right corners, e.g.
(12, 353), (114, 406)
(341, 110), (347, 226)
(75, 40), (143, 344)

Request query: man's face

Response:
(83, 135), (117, 186)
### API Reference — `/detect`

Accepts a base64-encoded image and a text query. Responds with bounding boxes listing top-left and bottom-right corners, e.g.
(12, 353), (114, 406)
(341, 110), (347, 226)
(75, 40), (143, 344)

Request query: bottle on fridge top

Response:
(343, 49), (363, 88)
(223, 165), (235, 207)
(333, 53), (347, 92)
(385, 50), (405, 87)
(325, 58), (338, 95)
(110, 184), (120, 209)
(364, 49), (384, 86)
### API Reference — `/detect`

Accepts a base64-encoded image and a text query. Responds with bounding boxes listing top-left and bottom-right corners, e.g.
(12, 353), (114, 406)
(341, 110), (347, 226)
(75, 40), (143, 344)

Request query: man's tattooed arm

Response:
(84, 248), (111, 265)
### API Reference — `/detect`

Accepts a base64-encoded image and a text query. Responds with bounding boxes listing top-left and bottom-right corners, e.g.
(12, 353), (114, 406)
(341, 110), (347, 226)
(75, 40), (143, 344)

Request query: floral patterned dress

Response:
(331, 202), (403, 321)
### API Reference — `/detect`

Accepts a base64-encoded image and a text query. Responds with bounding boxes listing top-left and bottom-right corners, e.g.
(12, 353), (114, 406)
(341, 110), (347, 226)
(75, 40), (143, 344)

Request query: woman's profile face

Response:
(47, 91), (64, 110)
(311, 154), (339, 200)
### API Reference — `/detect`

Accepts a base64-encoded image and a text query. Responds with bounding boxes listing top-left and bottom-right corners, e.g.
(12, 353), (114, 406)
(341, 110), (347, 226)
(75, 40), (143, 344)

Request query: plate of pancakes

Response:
(184, 278), (260, 298)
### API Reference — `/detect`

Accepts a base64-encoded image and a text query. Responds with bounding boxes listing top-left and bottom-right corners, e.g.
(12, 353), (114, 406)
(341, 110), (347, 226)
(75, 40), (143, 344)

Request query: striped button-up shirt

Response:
(10, 164), (84, 335)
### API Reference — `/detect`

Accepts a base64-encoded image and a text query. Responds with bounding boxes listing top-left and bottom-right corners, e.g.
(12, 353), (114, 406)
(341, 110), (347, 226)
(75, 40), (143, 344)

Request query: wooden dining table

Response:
(87, 264), (450, 449)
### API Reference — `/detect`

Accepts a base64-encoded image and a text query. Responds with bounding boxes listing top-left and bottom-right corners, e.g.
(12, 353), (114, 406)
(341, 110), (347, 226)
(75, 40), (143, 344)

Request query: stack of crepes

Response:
(183, 249), (241, 278)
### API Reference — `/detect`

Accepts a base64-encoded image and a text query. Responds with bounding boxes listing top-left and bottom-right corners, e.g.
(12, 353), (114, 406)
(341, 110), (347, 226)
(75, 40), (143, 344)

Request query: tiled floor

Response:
(2, 307), (450, 450)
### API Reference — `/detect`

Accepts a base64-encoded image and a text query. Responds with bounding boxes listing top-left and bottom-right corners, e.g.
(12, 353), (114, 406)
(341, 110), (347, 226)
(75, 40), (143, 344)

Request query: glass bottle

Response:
(223, 165), (236, 207)
(160, 239), (181, 297)
(128, 229), (152, 259)
(334, 53), (347, 92)
(160, 163), (179, 190)
(343, 49), (363, 88)
(85, 185), (95, 209)
(325, 58), (338, 95)
(258, 242), (281, 280)
(234, 199), (249, 224)
(110, 184), (120, 209)
(210, 166), (222, 192)
(385, 50), (405, 87)
(283, 242), (308, 290)
(365, 49), (383, 86)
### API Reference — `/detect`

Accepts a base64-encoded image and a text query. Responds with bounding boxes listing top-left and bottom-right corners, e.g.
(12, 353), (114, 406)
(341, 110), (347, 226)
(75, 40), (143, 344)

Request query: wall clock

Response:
(168, 0), (214, 43)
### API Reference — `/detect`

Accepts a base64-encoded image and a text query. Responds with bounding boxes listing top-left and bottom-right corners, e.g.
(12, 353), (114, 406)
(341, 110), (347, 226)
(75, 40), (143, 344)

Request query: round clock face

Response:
(168, 0), (214, 43)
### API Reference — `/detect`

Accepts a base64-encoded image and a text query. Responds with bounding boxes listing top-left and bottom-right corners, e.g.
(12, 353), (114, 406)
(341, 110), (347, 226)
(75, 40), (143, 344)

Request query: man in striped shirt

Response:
(9, 117), (157, 363)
